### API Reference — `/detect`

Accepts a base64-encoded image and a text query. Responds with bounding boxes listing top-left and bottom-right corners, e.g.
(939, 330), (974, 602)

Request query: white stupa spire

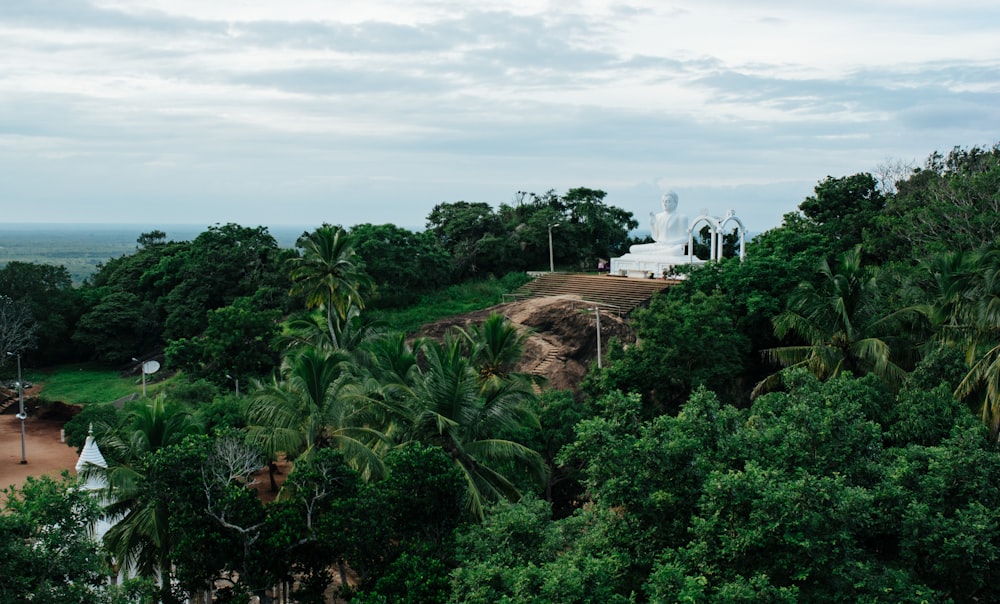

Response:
(76, 424), (108, 490)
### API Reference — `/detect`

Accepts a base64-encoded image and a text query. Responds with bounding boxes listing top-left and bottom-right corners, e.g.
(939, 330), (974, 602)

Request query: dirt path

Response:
(0, 411), (79, 500)
(419, 295), (635, 392)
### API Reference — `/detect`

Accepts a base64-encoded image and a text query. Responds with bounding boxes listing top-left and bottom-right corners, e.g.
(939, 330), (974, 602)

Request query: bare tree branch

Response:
(874, 157), (916, 195)
(0, 296), (36, 358)
(203, 435), (264, 487)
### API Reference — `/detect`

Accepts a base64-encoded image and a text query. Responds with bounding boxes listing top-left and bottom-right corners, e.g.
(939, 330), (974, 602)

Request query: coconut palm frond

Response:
(759, 245), (913, 396)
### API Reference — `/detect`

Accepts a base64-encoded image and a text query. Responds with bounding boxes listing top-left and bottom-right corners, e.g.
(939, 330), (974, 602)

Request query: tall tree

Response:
(455, 312), (533, 383)
(349, 443), (466, 602)
(496, 188), (638, 272)
(872, 145), (1000, 261)
(288, 226), (372, 350)
(245, 346), (385, 480)
(0, 261), (81, 363)
(403, 335), (546, 519)
(754, 246), (915, 397)
(588, 289), (750, 413)
(799, 173), (885, 254)
(349, 223), (452, 307)
(426, 201), (514, 278)
(263, 448), (363, 600)
(149, 224), (289, 341)
(76, 224), (290, 363)
(919, 249), (1000, 438)
(0, 295), (36, 357)
(72, 290), (157, 364)
(426, 188), (636, 276)
(145, 432), (273, 602)
(558, 187), (639, 265)
(164, 294), (281, 383)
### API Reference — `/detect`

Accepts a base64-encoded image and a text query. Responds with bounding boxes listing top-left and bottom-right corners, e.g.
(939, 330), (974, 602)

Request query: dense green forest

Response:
(4, 147), (1000, 603)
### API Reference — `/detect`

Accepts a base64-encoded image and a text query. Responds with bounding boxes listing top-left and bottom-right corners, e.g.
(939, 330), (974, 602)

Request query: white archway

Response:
(688, 215), (722, 262)
(719, 210), (748, 262)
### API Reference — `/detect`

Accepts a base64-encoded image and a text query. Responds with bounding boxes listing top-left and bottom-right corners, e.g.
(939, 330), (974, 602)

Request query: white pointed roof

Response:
(76, 424), (108, 492)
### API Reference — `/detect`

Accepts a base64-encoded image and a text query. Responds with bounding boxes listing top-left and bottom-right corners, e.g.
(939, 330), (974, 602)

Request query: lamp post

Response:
(132, 357), (147, 397)
(7, 352), (26, 464)
(548, 223), (560, 272)
(226, 374), (240, 397)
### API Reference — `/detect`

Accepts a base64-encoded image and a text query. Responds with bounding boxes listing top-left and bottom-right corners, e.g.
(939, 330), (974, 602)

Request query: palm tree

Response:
(918, 250), (982, 338)
(926, 249), (1000, 438)
(96, 397), (202, 601)
(957, 347), (1000, 439)
(363, 331), (421, 388)
(245, 346), (386, 481)
(403, 334), (547, 519)
(288, 226), (372, 349)
(753, 245), (914, 397)
(455, 312), (536, 383)
(281, 302), (388, 384)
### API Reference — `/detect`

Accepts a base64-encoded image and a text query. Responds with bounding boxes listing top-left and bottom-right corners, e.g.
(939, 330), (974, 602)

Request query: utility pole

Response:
(226, 373), (240, 396)
(132, 357), (147, 397)
(548, 223), (560, 272)
(7, 352), (26, 464)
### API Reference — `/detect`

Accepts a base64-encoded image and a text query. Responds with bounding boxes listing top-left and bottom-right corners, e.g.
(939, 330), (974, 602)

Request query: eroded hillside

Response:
(418, 295), (635, 393)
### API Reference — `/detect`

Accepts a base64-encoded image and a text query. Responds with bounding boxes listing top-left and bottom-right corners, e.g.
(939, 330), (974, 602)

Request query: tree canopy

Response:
(14, 160), (1000, 602)
(426, 188), (637, 278)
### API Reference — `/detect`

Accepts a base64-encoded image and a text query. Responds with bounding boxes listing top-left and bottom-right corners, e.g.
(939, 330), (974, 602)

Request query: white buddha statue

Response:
(628, 190), (689, 257)
(609, 190), (703, 276)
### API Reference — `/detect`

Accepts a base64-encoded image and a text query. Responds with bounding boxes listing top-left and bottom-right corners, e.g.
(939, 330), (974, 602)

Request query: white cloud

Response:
(0, 1), (997, 234)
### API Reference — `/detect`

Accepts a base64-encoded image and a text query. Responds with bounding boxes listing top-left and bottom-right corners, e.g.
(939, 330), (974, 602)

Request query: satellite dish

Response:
(142, 360), (161, 375)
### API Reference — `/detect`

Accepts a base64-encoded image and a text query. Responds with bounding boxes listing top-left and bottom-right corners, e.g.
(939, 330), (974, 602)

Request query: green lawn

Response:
(371, 272), (531, 334)
(27, 364), (146, 405)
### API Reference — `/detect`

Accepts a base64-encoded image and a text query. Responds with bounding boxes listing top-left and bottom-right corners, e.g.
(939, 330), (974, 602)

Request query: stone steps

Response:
(513, 272), (677, 314)
(0, 393), (17, 414)
(531, 348), (562, 394)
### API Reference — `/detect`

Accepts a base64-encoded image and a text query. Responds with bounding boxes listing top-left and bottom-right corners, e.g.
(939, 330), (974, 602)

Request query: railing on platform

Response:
(502, 293), (530, 304)
(577, 299), (623, 317)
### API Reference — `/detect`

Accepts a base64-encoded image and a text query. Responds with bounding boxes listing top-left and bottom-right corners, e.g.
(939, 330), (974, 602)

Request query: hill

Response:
(418, 295), (636, 393)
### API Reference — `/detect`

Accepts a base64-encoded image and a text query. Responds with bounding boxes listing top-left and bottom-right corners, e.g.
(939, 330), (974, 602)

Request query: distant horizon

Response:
(0, 222), (424, 246)
(0, 221), (420, 230)
(0, 219), (760, 286)
(0, 221), (756, 249)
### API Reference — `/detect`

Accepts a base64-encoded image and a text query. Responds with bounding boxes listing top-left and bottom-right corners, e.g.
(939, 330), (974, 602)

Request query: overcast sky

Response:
(1, 1), (998, 233)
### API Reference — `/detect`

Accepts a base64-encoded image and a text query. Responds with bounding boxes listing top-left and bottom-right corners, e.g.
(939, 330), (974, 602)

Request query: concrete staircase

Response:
(0, 390), (17, 414)
(511, 272), (677, 314)
(531, 347), (562, 394)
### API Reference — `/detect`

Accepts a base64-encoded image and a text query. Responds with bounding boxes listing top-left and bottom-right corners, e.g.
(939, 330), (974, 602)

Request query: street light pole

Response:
(132, 357), (147, 397)
(548, 223), (560, 272)
(226, 374), (240, 397)
(7, 352), (26, 464)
